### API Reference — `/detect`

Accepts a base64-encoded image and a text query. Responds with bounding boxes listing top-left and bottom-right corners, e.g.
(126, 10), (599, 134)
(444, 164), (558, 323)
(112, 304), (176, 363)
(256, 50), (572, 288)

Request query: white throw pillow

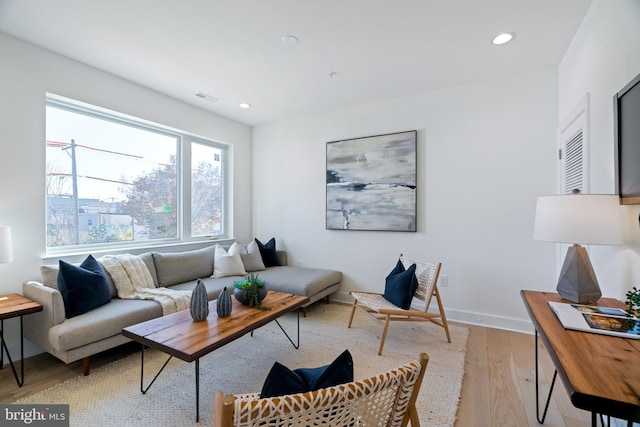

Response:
(239, 241), (266, 272)
(212, 242), (247, 278)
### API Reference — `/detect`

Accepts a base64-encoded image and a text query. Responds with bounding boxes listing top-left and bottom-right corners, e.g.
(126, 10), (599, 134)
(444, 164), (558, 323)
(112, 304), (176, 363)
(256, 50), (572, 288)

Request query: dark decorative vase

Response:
(216, 287), (232, 317)
(233, 285), (268, 307)
(190, 278), (209, 321)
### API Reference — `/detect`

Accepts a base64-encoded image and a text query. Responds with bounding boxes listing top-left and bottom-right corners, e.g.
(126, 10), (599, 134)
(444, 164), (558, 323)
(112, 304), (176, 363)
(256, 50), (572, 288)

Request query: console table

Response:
(0, 293), (43, 386)
(521, 290), (640, 426)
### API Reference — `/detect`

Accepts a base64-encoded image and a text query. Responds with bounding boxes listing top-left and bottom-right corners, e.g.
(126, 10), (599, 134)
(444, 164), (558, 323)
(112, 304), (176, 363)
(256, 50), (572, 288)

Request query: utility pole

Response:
(71, 139), (79, 244)
(62, 139), (80, 244)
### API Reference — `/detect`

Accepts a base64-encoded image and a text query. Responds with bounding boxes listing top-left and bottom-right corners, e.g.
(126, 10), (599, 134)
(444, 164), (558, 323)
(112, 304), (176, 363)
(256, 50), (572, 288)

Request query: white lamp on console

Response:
(533, 193), (623, 303)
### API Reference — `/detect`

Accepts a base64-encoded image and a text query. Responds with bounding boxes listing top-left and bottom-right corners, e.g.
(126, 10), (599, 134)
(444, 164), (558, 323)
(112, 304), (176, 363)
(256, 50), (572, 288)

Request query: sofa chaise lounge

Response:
(23, 244), (342, 375)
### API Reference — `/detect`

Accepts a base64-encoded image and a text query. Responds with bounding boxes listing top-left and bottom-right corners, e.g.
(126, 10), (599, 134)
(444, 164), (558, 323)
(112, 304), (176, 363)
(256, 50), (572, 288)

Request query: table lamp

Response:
(0, 226), (12, 264)
(533, 193), (622, 303)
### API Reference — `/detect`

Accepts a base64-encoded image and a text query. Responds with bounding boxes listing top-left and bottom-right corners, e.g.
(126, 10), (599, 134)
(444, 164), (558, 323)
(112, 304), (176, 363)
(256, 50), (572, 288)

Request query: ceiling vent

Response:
(195, 91), (218, 102)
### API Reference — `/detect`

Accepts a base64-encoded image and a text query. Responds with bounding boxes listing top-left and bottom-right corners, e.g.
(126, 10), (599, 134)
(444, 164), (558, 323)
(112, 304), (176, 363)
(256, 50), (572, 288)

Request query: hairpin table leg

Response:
(0, 317), (26, 386)
(535, 329), (557, 424)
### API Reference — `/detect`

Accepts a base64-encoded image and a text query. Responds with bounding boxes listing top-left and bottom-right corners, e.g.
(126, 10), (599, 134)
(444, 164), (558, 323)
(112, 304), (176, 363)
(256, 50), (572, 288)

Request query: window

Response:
(45, 95), (227, 252)
(191, 142), (224, 237)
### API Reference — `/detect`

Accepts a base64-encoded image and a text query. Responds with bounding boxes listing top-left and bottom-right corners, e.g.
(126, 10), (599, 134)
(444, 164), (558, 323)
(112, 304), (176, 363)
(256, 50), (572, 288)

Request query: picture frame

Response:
(326, 130), (417, 231)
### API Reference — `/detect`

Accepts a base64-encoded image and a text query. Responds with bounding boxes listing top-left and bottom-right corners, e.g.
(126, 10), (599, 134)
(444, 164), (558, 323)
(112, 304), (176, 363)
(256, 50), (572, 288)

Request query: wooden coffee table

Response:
(122, 291), (309, 422)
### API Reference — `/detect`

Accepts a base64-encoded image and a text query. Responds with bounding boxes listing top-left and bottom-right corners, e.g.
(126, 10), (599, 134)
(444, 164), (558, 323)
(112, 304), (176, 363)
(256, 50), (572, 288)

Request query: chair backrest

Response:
(400, 254), (442, 310)
(215, 352), (429, 427)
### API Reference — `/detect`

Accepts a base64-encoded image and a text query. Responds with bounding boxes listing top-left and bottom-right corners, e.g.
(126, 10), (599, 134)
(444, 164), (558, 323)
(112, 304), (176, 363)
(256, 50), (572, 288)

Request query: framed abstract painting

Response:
(326, 130), (417, 231)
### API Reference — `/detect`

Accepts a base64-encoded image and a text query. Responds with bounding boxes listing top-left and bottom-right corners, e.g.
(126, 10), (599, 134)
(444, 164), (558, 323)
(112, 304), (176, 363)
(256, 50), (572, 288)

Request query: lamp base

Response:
(556, 244), (602, 303)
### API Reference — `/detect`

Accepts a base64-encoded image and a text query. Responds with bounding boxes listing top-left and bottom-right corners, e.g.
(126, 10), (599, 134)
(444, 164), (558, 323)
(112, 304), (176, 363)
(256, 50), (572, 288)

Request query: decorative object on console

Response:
(216, 287), (232, 317)
(533, 192), (623, 303)
(625, 286), (640, 317)
(233, 273), (269, 310)
(326, 130), (417, 232)
(0, 226), (13, 263)
(190, 278), (209, 321)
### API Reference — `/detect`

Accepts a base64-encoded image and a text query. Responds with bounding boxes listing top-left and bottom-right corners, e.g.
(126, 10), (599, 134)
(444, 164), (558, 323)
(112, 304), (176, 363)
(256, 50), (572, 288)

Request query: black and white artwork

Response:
(326, 130), (417, 231)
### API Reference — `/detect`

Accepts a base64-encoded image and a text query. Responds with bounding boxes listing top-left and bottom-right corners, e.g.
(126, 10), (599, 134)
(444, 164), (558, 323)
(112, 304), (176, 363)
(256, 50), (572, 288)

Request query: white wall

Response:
(252, 69), (559, 332)
(558, 0), (640, 301)
(5, 0), (637, 361)
(0, 33), (252, 355)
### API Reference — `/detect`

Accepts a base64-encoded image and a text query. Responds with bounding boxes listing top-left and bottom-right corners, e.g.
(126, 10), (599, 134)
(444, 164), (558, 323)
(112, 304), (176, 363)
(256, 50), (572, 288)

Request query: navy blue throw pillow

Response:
(383, 260), (418, 310)
(255, 237), (281, 267)
(259, 362), (308, 398)
(295, 349), (353, 390)
(260, 350), (354, 398)
(386, 259), (405, 279)
(57, 255), (111, 319)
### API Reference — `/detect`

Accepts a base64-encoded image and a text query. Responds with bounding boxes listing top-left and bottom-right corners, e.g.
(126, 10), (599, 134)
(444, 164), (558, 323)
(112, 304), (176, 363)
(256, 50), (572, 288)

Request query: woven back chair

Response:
(214, 352), (428, 427)
(348, 254), (451, 355)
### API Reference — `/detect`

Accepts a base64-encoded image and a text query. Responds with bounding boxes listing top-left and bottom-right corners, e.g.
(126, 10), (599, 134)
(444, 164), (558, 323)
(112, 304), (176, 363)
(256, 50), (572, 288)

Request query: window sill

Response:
(42, 238), (234, 264)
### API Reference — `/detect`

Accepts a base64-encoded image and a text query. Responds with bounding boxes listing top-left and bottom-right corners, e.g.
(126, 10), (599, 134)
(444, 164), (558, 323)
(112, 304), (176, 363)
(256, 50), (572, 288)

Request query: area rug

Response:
(18, 303), (468, 426)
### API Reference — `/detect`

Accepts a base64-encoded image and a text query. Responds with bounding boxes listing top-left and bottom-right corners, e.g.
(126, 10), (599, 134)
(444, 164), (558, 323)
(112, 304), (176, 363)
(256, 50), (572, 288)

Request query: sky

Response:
(46, 106), (177, 201)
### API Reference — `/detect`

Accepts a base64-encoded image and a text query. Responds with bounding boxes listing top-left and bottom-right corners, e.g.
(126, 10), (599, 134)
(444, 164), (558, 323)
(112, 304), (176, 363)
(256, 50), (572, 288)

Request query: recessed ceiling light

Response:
(281, 35), (299, 46)
(239, 103), (251, 109)
(492, 32), (516, 45)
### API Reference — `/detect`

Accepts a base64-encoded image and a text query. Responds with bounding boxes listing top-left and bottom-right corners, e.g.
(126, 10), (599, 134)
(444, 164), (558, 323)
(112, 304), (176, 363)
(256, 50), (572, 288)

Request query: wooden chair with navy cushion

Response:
(348, 254), (451, 355)
(214, 352), (429, 427)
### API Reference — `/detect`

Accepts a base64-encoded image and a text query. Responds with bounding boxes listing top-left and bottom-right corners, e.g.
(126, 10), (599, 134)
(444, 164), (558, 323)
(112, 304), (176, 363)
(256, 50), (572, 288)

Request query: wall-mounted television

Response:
(615, 71), (640, 204)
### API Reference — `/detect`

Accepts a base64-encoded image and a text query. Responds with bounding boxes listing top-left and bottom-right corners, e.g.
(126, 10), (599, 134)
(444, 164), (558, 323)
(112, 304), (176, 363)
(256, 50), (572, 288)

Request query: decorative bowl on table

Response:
(233, 273), (269, 309)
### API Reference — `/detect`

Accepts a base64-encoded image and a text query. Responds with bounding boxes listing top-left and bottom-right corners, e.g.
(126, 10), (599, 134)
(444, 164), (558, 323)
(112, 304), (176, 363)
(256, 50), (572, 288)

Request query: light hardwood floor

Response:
(1, 323), (594, 426)
(456, 324), (592, 427)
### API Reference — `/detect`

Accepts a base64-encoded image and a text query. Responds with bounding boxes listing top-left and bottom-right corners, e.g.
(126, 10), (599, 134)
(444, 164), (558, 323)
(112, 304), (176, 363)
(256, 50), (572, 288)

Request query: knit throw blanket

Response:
(98, 254), (192, 315)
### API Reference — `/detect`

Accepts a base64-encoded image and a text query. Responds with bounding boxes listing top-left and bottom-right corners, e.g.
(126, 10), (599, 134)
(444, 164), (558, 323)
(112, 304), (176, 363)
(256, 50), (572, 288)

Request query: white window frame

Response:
(45, 94), (229, 255)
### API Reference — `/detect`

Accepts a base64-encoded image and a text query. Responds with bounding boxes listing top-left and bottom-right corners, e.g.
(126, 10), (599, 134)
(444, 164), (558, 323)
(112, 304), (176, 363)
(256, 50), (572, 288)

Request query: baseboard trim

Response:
(2, 340), (44, 367)
(330, 291), (534, 335)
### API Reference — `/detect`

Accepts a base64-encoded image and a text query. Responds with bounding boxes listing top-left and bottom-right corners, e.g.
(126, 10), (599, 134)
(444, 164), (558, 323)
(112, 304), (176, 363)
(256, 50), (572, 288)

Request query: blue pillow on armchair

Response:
(383, 260), (418, 310)
(294, 349), (353, 391)
(260, 350), (354, 398)
(259, 361), (308, 398)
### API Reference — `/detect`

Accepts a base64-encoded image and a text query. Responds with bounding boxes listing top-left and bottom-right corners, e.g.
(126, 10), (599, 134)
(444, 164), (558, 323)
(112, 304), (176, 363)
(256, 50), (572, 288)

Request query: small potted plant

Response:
(233, 273), (270, 310)
(625, 286), (640, 317)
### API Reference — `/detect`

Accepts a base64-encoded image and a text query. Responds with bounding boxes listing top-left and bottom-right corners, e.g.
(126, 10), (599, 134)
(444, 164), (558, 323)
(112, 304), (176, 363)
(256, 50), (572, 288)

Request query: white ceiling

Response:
(0, 0), (592, 126)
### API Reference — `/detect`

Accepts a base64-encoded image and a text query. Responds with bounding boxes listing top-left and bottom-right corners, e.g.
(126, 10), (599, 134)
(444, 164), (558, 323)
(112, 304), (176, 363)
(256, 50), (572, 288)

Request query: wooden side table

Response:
(0, 293), (43, 386)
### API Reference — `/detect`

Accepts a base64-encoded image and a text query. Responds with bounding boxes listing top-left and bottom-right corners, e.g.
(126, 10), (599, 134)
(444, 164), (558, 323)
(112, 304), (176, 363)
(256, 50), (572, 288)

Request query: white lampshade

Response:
(0, 226), (13, 263)
(533, 194), (623, 246)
